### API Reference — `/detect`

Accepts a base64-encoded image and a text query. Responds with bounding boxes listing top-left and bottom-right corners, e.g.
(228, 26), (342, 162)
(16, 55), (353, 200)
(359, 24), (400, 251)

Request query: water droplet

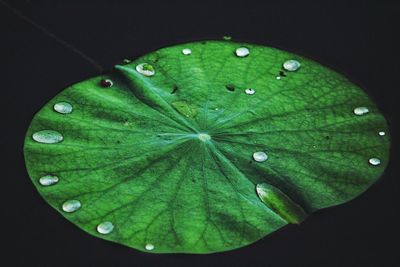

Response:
(256, 183), (307, 224)
(253, 151), (268, 162)
(378, 131), (386, 136)
(62, 200), (81, 213)
(225, 84), (235, 91)
(283, 60), (301, 71)
(100, 79), (113, 88)
(39, 175), (59, 186)
(353, 106), (369, 115)
(368, 158), (381, 166)
(54, 102), (73, 114)
(32, 130), (63, 144)
(245, 88), (255, 95)
(276, 76), (281, 80)
(97, 221), (114, 234)
(182, 48), (192, 55)
(136, 63), (155, 76)
(235, 47), (250, 57)
(172, 101), (198, 118)
(145, 243), (155, 251)
(198, 133), (211, 142)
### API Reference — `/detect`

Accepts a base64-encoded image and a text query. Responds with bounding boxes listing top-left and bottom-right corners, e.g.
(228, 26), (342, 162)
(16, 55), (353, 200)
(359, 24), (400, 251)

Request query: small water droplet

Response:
(39, 175), (59, 186)
(182, 48), (192, 55)
(145, 243), (155, 251)
(136, 63), (155, 76)
(54, 102), (73, 114)
(32, 130), (63, 144)
(353, 107), (369, 115)
(276, 76), (281, 80)
(283, 60), (301, 71)
(97, 221), (114, 234)
(100, 79), (113, 88)
(253, 151), (268, 162)
(245, 88), (255, 95)
(172, 101), (198, 118)
(62, 200), (81, 213)
(368, 157), (381, 166)
(378, 131), (386, 136)
(235, 47), (250, 57)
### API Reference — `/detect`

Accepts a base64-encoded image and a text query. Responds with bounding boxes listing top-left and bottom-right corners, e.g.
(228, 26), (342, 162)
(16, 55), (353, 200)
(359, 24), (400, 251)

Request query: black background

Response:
(1, 0), (399, 266)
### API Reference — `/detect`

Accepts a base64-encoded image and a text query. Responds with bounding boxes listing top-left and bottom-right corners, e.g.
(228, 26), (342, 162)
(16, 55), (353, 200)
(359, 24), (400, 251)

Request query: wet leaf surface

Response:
(24, 40), (390, 254)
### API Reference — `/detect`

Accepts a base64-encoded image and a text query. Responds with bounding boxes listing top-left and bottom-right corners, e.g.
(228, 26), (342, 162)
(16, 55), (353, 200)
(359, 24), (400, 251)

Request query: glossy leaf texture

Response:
(24, 40), (390, 254)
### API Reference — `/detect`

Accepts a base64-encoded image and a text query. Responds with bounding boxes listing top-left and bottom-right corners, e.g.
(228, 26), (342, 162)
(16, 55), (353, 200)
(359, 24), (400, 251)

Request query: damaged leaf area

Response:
(24, 40), (390, 254)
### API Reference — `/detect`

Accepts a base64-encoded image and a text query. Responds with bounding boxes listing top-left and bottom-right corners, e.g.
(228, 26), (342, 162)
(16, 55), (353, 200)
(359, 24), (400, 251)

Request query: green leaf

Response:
(24, 40), (390, 254)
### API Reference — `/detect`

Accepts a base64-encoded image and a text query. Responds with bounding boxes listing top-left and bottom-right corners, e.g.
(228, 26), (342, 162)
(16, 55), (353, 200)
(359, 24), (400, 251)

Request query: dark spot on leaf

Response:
(226, 84), (235, 92)
(279, 71), (286, 77)
(171, 85), (178, 94)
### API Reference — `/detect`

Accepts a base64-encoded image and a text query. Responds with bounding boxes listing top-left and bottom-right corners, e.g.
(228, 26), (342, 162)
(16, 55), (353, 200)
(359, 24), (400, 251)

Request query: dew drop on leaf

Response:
(368, 158), (381, 166)
(62, 200), (81, 213)
(253, 151), (268, 162)
(136, 63), (155, 76)
(54, 102), (73, 114)
(145, 243), (155, 251)
(235, 47), (250, 57)
(256, 183), (307, 224)
(182, 48), (192, 55)
(283, 60), (301, 71)
(32, 130), (63, 144)
(97, 221), (114, 234)
(378, 131), (386, 136)
(39, 175), (59, 186)
(353, 106), (369, 115)
(245, 88), (255, 95)
(100, 79), (113, 88)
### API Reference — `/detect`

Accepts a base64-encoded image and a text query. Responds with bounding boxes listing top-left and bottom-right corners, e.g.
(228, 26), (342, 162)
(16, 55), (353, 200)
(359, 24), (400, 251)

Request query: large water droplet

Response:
(368, 157), (381, 166)
(145, 243), (155, 251)
(283, 60), (301, 71)
(32, 130), (63, 144)
(235, 47), (250, 57)
(378, 131), (386, 136)
(182, 48), (192, 55)
(253, 151), (268, 162)
(39, 175), (59, 186)
(136, 63), (155, 76)
(353, 106), (369, 115)
(62, 200), (81, 213)
(256, 183), (307, 224)
(54, 102), (73, 114)
(245, 88), (255, 95)
(97, 221), (114, 234)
